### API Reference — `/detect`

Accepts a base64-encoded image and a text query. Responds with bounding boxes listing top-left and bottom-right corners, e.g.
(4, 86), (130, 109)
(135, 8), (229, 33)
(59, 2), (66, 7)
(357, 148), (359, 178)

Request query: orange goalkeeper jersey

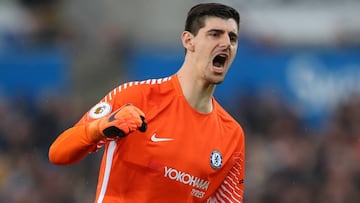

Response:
(49, 74), (245, 203)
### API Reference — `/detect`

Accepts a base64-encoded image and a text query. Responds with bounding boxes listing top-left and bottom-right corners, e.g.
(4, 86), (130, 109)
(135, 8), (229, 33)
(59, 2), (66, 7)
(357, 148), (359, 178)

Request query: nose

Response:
(219, 35), (231, 49)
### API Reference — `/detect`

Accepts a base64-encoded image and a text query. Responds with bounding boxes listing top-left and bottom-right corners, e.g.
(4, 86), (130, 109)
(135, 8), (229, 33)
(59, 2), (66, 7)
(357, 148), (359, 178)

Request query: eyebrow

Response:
(208, 29), (238, 39)
(207, 29), (224, 34)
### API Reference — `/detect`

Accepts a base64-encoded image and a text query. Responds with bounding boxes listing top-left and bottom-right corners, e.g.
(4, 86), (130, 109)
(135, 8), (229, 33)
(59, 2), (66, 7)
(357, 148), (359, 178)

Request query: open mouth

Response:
(212, 54), (228, 68)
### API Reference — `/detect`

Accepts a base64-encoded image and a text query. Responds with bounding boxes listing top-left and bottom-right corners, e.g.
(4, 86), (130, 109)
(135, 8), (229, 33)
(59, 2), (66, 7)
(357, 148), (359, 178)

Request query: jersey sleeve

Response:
(206, 132), (245, 203)
(48, 80), (147, 165)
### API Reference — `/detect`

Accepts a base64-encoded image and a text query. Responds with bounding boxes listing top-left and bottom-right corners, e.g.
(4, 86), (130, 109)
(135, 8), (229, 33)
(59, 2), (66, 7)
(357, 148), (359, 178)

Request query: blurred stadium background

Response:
(1, 0), (360, 202)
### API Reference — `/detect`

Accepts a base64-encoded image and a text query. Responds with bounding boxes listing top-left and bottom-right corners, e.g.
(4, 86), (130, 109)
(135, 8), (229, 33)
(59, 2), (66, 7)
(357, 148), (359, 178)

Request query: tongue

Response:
(214, 61), (222, 67)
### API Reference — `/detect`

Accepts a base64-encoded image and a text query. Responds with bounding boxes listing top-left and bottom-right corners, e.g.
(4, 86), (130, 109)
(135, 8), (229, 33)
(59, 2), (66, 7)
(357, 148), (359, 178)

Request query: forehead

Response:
(202, 17), (238, 34)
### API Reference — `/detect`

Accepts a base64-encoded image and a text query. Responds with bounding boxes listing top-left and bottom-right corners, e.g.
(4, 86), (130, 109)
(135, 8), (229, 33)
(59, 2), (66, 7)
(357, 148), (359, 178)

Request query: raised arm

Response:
(48, 103), (146, 165)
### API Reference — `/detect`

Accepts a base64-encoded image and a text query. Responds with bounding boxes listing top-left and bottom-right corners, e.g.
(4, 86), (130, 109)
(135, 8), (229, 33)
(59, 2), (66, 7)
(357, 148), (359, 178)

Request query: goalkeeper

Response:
(49, 3), (245, 203)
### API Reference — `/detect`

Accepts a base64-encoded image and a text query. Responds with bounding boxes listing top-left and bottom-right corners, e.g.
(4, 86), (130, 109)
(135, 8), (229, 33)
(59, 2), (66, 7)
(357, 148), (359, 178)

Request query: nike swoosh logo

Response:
(109, 104), (132, 122)
(108, 109), (121, 122)
(151, 133), (174, 142)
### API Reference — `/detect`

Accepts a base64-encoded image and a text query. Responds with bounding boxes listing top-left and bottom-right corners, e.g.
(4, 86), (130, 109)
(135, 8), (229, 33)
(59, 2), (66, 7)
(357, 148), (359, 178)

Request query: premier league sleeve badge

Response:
(88, 102), (112, 119)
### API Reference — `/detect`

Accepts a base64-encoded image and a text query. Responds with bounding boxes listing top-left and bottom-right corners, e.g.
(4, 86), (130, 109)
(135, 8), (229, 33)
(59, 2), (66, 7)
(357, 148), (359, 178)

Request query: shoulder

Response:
(212, 101), (245, 156)
(102, 76), (175, 109)
(214, 101), (237, 123)
(214, 100), (244, 135)
(123, 76), (174, 98)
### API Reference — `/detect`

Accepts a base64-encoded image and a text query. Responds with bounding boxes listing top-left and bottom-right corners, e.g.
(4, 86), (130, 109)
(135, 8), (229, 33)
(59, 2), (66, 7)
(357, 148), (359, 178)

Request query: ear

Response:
(181, 31), (195, 52)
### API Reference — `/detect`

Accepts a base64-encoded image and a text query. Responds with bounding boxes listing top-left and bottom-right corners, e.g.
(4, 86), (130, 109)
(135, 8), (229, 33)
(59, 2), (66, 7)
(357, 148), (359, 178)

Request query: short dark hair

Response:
(185, 3), (240, 36)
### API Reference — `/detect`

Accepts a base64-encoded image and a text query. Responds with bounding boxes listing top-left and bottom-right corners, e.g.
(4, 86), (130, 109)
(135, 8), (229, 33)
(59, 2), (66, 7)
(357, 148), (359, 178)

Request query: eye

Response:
(229, 34), (238, 44)
(209, 32), (220, 37)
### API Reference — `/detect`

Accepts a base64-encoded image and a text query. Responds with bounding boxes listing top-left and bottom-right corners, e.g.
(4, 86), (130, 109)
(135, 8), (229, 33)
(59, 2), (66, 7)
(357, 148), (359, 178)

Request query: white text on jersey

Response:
(164, 166), (210, 191)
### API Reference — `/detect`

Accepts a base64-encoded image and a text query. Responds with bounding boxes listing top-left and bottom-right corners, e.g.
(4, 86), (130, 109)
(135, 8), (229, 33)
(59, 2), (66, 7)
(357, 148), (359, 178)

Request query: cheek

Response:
(230, 47), (238, 60)
(196, 47), (212, 60)
(231, 45), (238, 52)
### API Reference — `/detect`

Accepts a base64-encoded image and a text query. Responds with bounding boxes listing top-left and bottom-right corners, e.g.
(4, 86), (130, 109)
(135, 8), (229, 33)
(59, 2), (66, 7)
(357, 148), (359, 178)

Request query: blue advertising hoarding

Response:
(1, 43), (359, 129)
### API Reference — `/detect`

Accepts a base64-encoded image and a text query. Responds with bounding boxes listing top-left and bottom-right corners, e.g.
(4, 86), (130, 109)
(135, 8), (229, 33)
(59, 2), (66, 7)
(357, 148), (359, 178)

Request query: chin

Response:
(213, 81), (223, 85)
(208, 75), (225, 85)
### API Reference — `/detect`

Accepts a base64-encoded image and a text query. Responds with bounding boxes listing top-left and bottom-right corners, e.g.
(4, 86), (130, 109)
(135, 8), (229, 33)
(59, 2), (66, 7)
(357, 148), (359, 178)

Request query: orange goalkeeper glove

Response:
(88, 103), (147, 140)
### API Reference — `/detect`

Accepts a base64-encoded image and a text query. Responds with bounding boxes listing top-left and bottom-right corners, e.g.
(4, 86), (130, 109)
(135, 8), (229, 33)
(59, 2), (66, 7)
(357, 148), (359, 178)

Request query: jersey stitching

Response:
(105, 76), (172, 102)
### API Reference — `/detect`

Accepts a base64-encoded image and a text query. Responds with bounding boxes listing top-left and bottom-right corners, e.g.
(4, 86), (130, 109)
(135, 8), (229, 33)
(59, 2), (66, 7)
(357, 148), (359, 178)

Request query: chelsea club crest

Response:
(210, 150), (222, 170)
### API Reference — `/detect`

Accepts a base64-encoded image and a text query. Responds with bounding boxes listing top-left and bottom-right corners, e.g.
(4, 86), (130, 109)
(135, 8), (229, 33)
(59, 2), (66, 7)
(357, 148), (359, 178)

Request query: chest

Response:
(118, 100), (233, 178)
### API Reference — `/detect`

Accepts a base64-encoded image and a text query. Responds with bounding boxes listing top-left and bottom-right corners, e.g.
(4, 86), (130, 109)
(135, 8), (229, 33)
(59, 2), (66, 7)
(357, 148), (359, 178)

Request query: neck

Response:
(176, 63), (215, 114)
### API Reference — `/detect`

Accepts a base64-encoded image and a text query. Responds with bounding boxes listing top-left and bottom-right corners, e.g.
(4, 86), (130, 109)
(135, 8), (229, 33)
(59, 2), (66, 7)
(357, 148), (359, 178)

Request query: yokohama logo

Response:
(164, 166), (210, 190)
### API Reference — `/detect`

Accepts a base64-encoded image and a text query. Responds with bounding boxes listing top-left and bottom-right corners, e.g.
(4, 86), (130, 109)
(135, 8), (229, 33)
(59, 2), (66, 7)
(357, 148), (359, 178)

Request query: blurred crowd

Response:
(238, 92), (360, 203)
(0, 93), (101, 203)
(0, 89), (360, 203)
